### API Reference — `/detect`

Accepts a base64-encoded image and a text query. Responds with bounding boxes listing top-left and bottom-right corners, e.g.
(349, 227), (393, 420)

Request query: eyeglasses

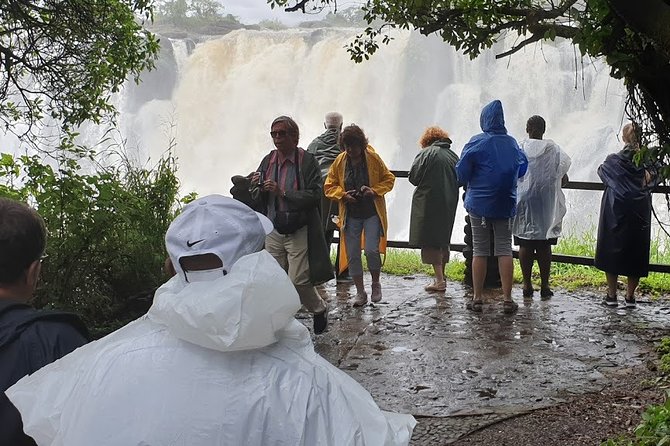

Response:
(270, 130), (287, 138)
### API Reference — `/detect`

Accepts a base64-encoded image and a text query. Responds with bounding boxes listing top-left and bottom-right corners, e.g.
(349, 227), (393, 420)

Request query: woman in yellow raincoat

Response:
(325, 124), (395, 306)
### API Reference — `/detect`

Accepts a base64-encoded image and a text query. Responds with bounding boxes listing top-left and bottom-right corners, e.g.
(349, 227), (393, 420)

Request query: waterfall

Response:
(118, 27), (649, 243)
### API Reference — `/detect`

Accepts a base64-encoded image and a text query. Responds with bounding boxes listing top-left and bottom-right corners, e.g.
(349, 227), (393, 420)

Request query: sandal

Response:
(466, 299), (483, 312)
(425, 281), (447, 292)
(503, 300), (519, 314)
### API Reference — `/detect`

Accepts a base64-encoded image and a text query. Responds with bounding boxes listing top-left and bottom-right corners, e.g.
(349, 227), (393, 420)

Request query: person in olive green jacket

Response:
(409, 126), (460, 292)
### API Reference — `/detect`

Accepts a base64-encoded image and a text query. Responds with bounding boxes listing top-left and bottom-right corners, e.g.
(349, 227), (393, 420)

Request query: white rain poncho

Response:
(6, 251), (415, 445)
(513, 139), (571, 240)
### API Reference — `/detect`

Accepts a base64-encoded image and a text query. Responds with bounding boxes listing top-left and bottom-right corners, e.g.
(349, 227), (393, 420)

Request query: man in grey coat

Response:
(307, 112), (351, 282)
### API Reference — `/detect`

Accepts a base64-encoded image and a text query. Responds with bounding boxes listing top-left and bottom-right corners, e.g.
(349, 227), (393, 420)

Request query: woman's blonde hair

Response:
(622, 122), (641, 149)
(419, 126), (450, 148)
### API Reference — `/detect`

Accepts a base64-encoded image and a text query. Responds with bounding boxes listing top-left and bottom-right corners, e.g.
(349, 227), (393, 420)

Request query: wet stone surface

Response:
(295, 274), (670, 445)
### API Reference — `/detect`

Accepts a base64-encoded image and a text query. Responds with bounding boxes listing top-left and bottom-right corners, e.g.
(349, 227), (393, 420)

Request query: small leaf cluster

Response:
(0, 1), (159, 140)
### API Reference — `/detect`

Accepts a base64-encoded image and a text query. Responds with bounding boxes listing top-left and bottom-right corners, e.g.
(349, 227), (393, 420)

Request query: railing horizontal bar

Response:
(389, 170), (670, 194)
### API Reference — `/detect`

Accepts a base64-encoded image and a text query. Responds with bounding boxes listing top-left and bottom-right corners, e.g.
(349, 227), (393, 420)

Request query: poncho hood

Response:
(147, 250), (301, 352)
(480, 99), (507, 134)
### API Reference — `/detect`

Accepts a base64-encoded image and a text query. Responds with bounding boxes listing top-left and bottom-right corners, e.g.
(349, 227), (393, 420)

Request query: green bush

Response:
(0, 151), (183, 337)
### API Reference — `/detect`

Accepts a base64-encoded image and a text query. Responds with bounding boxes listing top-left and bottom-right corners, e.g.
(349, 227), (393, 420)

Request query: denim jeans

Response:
(344, 214), (382, 276)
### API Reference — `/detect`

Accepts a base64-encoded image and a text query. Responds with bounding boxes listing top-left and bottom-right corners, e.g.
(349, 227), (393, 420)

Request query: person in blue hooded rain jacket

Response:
(456, 100), (528, 314)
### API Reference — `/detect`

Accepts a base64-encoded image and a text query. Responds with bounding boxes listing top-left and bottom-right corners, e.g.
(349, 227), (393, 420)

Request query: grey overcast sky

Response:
(219, 0), (330, 25)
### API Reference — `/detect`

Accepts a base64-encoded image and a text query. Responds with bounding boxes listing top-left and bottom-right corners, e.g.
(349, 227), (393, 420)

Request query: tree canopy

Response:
(0, 0), (159, 141)
(270, 0), (670, 169)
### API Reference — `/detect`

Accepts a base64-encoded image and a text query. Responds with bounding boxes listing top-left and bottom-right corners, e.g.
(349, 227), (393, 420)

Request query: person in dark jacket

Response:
(0, 198), (88, 445)
(456, 100), (528, 314)
(409, 126), (460, 292)
(307, 111), (351, 282)
(595, 123), (655, 309)
(252, 116), (333, 334)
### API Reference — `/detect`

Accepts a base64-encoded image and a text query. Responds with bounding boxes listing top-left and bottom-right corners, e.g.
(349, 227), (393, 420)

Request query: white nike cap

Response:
(165, 194), (273, 281)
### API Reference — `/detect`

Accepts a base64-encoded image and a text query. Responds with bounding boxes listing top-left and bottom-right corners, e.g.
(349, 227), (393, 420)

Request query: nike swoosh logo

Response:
(186, 239), (205, 248)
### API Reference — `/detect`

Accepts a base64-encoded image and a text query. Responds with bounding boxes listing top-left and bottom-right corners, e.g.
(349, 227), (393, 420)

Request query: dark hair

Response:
(526, 115), (546, 136)
(339, 124), (368, 151)
(0, 198), (46, 284)
(271, 115), (300, 140)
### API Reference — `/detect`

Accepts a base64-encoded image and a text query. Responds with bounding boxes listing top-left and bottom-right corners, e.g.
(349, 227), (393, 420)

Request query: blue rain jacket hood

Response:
(456, 100), (528, 218)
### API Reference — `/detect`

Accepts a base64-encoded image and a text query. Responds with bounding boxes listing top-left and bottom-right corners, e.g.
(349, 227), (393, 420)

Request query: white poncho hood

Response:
(7, 251), (415, 445)
(147, 250), (300, 352)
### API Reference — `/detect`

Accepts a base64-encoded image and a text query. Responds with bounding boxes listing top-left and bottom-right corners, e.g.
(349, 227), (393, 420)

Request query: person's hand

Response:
(360, 185), (376, 197)
(342, 190), (358, 203)
(561, 174), (569, 188)
(251, 172), (261, 185)
(263, 179), (279, 193)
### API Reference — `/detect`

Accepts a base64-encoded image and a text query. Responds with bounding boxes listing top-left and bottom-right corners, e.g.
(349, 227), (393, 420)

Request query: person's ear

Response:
(164, 258), (177, 277)
(26, 260), (41, 291)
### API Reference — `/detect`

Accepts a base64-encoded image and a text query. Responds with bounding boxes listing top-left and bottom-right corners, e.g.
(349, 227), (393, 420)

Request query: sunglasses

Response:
(270, 130), (288, 138)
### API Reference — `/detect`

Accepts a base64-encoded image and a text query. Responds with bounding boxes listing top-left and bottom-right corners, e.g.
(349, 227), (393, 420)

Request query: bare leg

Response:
(626, 276), (640, 298)
(472, 256), (487, 301)
(606, 272), (618, 298)
(536, 244), (553, 290)
(432, 263), (445, 284)
(498, 255), (514, 301)
(518, 246), (534, 292)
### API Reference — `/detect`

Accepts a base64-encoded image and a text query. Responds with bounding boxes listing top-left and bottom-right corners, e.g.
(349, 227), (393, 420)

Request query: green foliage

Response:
(657, 339), (670, 356)
(0, 151), (182, 337)
(0, 1), (159, 139)
(154, 0), (242, 30)
(383, 249), (432, 276)
(603, 391), (670, 445)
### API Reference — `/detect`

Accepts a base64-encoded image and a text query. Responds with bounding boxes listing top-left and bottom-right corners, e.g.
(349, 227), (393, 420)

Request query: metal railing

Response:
(378, 170), (670, 274)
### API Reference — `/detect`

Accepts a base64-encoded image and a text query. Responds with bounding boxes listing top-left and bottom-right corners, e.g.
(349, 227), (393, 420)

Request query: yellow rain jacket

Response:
(324, 145), (395, 273)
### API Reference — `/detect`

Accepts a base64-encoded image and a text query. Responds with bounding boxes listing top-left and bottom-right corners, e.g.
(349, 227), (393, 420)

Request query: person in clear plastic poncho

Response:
(512, 115), (571, 299)
(6, 195), (415, 446)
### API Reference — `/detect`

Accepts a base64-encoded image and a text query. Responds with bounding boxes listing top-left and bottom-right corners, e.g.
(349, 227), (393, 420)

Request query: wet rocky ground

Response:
(297, 274), (670, 445)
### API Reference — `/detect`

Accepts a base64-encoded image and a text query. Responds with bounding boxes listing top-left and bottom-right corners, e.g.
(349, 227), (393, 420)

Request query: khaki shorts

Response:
(469, 213), (513, 257)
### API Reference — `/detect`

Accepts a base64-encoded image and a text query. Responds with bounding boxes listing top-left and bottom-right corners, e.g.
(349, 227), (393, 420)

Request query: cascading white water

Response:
(119, 27), (658, 244)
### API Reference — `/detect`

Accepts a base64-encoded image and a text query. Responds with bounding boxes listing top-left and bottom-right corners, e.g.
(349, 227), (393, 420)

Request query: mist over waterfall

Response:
(119, 27), (639, 243)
